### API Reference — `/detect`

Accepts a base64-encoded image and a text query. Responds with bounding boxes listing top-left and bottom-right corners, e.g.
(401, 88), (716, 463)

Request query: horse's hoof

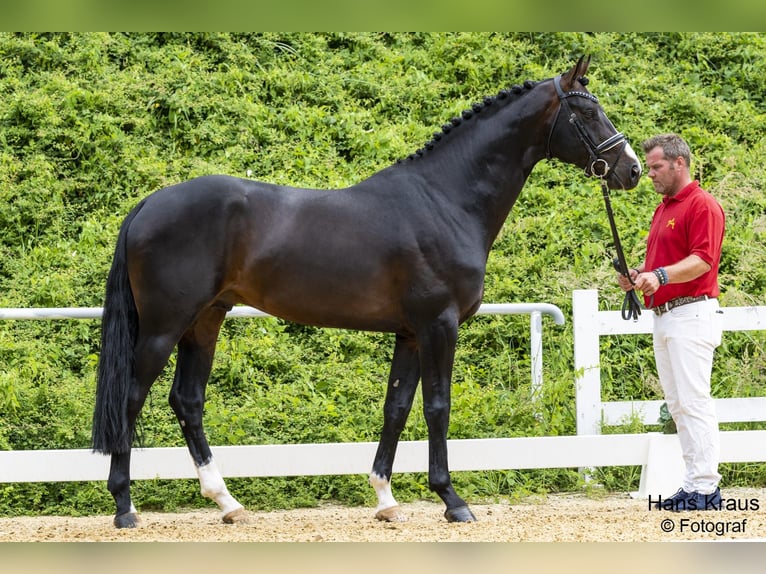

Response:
(223, 507), (248, 524)
(444, 506), (477, 523)
(114, 512), (140, 529)
(375, 505), (408, 522)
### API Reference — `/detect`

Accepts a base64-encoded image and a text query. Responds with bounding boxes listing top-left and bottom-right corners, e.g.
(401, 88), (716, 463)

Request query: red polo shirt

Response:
(644, 180), (725, 308)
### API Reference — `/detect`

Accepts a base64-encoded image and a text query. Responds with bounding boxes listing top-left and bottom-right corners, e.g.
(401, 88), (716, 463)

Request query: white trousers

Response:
(653, 298), (723, 495)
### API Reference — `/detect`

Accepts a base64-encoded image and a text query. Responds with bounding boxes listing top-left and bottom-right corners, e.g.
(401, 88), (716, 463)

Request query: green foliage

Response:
(0, 33), (764, 517)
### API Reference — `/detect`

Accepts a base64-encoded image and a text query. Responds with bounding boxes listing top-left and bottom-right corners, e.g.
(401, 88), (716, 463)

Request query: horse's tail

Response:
(92, 201), (145, 455)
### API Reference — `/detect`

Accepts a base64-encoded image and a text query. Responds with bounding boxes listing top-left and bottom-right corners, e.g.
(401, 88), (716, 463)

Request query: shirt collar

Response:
(663, 180), (700, 204)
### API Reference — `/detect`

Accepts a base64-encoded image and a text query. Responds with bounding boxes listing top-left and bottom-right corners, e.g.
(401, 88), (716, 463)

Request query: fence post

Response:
(573, 289), (602, 436)
(530, 310), (543, 403)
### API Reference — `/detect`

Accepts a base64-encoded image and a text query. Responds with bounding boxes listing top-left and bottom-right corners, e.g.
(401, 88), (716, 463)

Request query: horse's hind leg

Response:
(370, 334), (420, 522)
(108, 332), (177, 528)
(169, 307), (246, 524)
(108, 451), (137, 528)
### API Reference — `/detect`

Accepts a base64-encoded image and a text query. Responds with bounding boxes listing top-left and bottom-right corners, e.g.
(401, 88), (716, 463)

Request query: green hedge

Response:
(0, 33), (764, 516)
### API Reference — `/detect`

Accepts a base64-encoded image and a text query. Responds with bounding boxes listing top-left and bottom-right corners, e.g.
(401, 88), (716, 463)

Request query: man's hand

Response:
(634, 271), (661, 297)
(616, 268), (639, 292)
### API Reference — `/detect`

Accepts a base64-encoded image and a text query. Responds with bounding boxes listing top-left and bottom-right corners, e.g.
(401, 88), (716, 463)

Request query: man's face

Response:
(644, 146), (683, 197)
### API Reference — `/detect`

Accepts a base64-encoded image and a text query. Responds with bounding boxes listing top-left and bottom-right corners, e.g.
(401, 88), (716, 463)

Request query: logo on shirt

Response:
(666, 218), (676, 229)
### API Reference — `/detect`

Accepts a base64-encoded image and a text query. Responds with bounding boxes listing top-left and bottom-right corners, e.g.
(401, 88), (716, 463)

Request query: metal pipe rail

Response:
(0, 303), (565, 323)
(0, 302), (565, 398)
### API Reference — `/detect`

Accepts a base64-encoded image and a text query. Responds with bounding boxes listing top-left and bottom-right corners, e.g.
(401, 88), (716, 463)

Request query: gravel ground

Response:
(2, 488), (765, 542)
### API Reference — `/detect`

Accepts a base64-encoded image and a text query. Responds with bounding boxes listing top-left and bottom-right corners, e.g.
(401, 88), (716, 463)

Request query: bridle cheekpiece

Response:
(546, 74), (628, 180)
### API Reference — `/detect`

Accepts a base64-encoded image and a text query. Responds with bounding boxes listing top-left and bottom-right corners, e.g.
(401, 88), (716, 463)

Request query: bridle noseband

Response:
(546, 74), (628, 180)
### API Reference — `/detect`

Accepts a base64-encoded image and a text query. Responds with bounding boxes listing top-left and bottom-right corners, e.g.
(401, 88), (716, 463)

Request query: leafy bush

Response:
(0, 33), (764, 516)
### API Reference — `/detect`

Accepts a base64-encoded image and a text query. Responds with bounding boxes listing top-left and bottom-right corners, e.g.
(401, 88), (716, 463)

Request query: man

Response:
(617, 133), (725, 511)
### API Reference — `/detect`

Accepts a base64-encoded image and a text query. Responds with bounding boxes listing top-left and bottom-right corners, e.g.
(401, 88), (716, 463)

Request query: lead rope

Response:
(600, 179), (644, 321)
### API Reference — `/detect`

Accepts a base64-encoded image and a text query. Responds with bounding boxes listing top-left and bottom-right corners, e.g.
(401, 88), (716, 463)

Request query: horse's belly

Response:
(249, 294), (405, 333)
(236, 263), (407, 333)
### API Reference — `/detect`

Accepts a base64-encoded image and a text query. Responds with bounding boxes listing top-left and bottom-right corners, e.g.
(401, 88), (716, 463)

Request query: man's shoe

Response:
(654, 488), (690, 510)
(679, 487), (722, 511)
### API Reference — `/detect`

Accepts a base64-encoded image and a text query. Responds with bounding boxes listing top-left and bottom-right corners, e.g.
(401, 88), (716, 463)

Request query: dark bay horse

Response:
(92, 57), (641, 528)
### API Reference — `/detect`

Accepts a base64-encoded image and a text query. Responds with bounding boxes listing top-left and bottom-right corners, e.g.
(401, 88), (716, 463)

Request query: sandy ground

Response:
(2, 488), (765, 543)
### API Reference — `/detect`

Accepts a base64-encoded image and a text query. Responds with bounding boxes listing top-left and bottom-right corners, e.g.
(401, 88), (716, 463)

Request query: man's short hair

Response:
(641, 133), (691, 168)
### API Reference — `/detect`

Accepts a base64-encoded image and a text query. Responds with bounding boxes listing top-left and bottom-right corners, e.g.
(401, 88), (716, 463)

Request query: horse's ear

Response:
(560, 55), (591, 90)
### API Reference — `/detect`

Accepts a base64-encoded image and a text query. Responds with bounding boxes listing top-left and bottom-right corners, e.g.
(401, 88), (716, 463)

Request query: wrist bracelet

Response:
(652, 267), (669, 286)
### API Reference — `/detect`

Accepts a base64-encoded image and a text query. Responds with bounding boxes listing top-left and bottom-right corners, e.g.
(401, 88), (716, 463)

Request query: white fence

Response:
(0, 302), (567, 482)
(1, 293), (764, 499)
(574, 289), (766, 435)
(573, 288), (766, 495)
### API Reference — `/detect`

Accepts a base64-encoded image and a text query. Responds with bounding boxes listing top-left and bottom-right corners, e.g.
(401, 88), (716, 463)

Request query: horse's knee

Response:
(383, 403), (411, 431)
(423, 397), (450, 426)
(125, 382), (155, 421)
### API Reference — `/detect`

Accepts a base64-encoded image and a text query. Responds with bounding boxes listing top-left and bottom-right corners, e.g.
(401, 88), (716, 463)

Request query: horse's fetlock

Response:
(199, 477), (226, 500)
(200, 485), (222, 500)
(107, 476), (130, 497)
(428, 477), (451, 493)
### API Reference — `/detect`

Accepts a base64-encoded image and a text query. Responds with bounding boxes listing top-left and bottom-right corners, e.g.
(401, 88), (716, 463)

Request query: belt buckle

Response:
(654, 301), (671, 316)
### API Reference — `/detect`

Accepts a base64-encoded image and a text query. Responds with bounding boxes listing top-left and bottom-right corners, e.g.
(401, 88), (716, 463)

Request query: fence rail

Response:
(3, 431), (766, 484)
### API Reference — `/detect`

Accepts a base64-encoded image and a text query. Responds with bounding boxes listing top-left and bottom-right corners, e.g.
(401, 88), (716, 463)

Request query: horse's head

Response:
(545, 56), (642, 190)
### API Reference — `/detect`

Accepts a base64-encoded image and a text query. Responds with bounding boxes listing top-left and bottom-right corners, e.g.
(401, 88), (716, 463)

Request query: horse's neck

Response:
(406, 102), (549, 249)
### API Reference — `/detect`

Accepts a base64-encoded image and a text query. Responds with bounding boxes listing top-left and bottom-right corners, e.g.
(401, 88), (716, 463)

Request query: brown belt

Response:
(652, 295), (712, 316)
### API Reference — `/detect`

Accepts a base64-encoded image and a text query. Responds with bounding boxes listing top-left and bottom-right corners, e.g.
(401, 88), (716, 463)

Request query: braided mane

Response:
(398, 79), (539, 163)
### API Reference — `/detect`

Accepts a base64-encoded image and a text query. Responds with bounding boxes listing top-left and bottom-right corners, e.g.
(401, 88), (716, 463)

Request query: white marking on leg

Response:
(197, 458), (244, 517)
(369, 472), (398, 512)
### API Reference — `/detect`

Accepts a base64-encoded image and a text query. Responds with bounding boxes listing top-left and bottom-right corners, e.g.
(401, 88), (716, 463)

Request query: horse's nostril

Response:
(631, 164), (642, 182)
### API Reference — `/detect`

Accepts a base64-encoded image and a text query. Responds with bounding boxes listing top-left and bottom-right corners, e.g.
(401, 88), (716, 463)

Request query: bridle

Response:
(546, 74), (629, 180)
(547, 74), (643, 320)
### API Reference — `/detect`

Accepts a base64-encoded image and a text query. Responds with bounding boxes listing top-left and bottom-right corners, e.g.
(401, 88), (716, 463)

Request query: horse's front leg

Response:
(370, 334), (420, 522)
(418, 313), (476, 523)
(170, 311), (246, 524)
